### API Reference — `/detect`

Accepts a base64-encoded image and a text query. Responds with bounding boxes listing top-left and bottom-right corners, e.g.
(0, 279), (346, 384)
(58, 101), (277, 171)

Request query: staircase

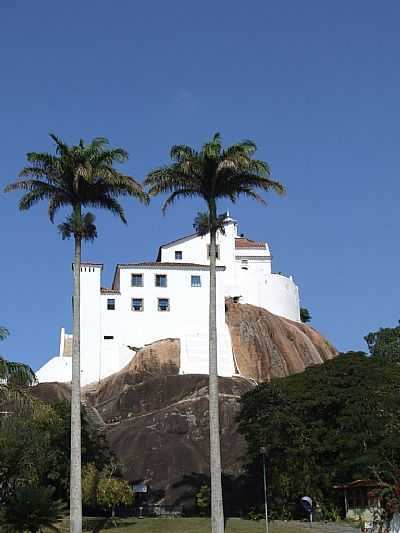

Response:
(180, 325), (235, 377)
(82, 398), (106, 431)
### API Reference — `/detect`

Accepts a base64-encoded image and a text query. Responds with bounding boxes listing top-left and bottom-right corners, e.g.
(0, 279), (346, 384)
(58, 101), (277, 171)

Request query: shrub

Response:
(0, 485), (66, 532)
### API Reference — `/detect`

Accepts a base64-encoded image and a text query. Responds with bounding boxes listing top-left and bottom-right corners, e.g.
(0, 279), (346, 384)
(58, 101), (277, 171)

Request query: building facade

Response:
(37, 216), (300, 386)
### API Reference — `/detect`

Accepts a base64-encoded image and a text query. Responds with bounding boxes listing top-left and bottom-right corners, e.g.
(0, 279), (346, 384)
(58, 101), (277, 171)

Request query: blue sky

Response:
(1, 1), (399, 371)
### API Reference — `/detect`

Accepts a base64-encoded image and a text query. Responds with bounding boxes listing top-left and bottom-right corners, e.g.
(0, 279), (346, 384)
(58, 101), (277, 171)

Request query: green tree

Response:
(0, 400), (113, 504)
(5, 134), (147, 532)
(96, 470), (134, 520)
(364, 321), (400, 362)
(145, 133), (285, 532)
(0, 327), (36, 404)
(300, 307), (312, 323)
(237, 353), (400, 517)
(82, 463), (100, 509)
(196, 484), (211, 517)
(0, 485), (66, 532)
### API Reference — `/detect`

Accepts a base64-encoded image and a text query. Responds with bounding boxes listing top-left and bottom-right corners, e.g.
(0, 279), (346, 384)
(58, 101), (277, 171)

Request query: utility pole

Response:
(260, 447), (269, 533)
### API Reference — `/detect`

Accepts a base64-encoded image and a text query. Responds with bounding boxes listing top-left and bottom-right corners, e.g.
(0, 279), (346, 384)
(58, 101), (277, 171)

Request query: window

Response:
(191, 275), (201, 287)
(155, 274), (167, 287)
(104, 335), (114, 340)
(207, 244), (220, 259)
(175, 250), (183, 260)
(131, 273), (143, 287)
(158, 298), (170, 311)
(107, 298), (115, 310)
(131, 298), (144, 311)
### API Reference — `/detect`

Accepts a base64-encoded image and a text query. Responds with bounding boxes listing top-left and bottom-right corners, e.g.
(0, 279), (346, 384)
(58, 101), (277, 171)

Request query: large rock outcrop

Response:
(226, 299), (337, 381)
(98, 375), (252, 506)
(34, 302), (337, 506)
(88, 338), (180, 405)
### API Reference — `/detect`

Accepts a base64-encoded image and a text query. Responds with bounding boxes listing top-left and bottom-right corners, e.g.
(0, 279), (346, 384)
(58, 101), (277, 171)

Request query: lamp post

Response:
(260, 446), (269, 533)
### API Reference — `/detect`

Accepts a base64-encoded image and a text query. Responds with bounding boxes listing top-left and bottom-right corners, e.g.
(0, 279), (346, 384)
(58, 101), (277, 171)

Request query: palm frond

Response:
(0, 327), (10, 341)
(193, 211), (227, 236)
(0, 356), (36, 386)
(48, 196), (71, 223)
(170, 145), (198, 162)
(202, 132), (222, 159)
(49, 133), (70, 158)
(6, 134), (144, 231)
(90, 196), (127, 223)
(162, 189), (199, 214)
(222, 140), (257, 159)
(145, 132), (285, 219)
(58, 211), (97, 241)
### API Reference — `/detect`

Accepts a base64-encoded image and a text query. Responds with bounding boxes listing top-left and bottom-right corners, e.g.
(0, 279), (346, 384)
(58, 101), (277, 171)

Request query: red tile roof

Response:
(117, 262), (225, 270)
(235, 238), (266, 249)
(101, 287), (121, 295)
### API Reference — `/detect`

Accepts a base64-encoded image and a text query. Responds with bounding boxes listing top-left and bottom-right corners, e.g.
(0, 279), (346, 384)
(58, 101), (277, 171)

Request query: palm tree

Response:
(0, 326), (36, 404)
(145, 133), (285, 533)
(5, 134), (148, 533)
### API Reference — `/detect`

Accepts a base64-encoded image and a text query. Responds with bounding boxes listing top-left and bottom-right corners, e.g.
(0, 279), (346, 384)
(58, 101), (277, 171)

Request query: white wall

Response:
(94, 264), (233, 382)
(79, 264), (102, 384)
(262, 274), (300, 321)
(108, 264), (226, 345)
(36, 355), (72, 383)
(160, 220), (237, 284)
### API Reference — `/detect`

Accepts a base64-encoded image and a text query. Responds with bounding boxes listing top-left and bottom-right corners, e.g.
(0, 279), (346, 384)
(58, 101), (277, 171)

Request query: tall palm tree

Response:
(145, 133), (285, 533)
(5, 134), (148, 533)
(0, 326), (36, 404)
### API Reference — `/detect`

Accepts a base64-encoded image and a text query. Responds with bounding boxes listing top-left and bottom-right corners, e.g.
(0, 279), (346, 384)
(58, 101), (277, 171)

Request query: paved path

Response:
(274, 521), (358, 533)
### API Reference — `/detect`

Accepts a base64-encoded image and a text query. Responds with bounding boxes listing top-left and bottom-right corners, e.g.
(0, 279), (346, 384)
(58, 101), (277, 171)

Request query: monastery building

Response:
(37, 215), (300, 386)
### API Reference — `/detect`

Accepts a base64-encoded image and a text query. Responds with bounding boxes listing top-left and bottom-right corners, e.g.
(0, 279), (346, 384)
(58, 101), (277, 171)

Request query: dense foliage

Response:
(0, 401), (113, 504)
(0, 485), (66, 532)
(365, 322), (400, 363)
(371, 465), (400, 529)
(300, 308), (312, 323)
(237, 352), (400, 518)
(82, 463), (134, 518)
(0, 327), (36, 404)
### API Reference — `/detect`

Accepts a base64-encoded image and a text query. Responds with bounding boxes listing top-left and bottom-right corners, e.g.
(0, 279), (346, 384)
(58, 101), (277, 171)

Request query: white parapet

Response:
(36, 355), (72, 384)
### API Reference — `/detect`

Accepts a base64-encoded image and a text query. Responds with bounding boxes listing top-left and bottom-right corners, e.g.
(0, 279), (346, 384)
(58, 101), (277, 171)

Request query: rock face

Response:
(88, 338), (180, 405)
(95, 375), (252, 506)
(225, 299), (337, 381)
(34, 302), (337, 507)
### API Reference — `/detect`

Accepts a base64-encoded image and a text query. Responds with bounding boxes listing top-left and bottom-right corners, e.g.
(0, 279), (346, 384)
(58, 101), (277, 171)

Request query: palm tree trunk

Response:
(208, 200), (225, 533)
(70, 227), (82, 533)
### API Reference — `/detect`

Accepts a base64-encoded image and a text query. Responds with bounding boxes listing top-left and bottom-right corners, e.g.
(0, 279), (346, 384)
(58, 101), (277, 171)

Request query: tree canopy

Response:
(237, 352), (400, 517)
(365, 321), (400, 363)
(4, 134), (147, 227)
(145, 132), (285, 226)
(0, 327), (36, 404)
(0, 400), (114, 504)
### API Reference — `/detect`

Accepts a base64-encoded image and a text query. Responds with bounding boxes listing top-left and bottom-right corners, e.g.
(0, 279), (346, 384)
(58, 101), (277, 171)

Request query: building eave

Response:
(117, 262), (226, 270)
(111, 262), (225, 290)
(72, 261), (103, 271)
(157, 232), (199, 261)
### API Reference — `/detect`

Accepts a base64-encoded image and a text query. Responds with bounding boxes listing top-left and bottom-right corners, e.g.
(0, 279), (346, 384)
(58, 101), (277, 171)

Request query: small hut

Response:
(334, 479), (381, 521)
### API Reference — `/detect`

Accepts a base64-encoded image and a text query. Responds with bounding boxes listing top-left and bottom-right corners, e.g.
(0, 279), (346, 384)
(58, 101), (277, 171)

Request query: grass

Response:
(54, 516), (358, 533)
(95, 518), (309, 533)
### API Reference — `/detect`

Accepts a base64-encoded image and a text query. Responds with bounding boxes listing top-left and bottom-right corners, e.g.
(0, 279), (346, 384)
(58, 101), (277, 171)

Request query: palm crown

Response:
(0, 327), (36, 400)
(144, 132), (286, 223)
(4, 134), (148, 232)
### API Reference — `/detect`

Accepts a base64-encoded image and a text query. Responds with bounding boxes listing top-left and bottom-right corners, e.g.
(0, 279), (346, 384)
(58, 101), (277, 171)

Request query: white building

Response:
(37, 216), (300, 386)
